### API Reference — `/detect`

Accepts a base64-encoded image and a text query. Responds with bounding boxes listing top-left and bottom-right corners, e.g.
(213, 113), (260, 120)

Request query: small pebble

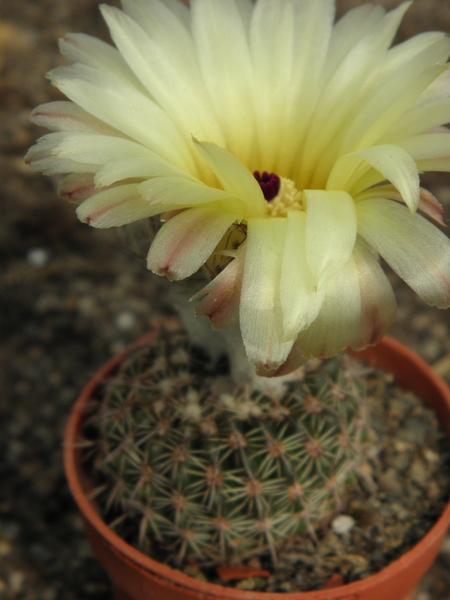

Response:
(9, 571), (25, 593)
(115, 310), (137, 331)
(26, 247), (50, 268)
(378, 468), (403, 495)
(399, 417), (428, 445)
(331, 515), (356, 535)
(391, 504), (410, 521)
(0, 541), (12, 557)
(386, 451), (411, 472)
(423, 448), (439, 464)
(409, 459), (429, 485)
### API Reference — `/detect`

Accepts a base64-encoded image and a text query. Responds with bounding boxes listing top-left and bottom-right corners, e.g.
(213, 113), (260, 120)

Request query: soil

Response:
(2, 0), (450, 599)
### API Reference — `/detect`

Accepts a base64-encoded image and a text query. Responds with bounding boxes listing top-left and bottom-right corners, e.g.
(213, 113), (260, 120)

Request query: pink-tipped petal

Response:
(240, 218), (294, 371)
(24, 132), (99, 175)
(147, 207), (239, 281)
(255, 345), (306, 378)
(76, 183), (156, 227)
(30, 101), (122, 135)
(350, 239), (397, 350)
(418, 187), (446, 226)
(357, 197), (450, 308)
(58, 173), (98, 204)
(356, 184), (445, 226)
(194, 244), (246, 330)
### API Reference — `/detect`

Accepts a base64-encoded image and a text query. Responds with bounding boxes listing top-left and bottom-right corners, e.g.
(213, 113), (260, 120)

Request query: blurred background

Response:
(1, 0), (450, 598)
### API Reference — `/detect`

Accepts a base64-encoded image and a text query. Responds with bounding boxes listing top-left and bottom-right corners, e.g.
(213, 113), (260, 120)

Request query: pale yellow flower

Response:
(26, 0), (450, 374)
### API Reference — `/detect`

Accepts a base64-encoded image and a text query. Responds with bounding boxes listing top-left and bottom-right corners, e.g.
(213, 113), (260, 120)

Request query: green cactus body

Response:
(92, 331), (374, 568)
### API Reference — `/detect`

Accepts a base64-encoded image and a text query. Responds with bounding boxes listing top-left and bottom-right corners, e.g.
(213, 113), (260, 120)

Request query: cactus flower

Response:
(26, 0), (450, 373)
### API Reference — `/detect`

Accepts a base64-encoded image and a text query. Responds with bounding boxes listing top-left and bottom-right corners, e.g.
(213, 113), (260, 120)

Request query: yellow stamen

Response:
(266, 177), (303, 217)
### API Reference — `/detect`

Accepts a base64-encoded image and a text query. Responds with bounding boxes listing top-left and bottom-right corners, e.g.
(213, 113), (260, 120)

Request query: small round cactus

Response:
(90, 329), (375, 568)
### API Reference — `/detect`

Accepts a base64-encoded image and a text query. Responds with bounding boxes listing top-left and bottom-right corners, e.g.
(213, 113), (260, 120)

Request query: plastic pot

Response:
(64, 334), (450, 600)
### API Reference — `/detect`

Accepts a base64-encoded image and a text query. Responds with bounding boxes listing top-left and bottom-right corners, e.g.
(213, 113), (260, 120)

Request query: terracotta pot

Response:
(64, 334), (450, 600)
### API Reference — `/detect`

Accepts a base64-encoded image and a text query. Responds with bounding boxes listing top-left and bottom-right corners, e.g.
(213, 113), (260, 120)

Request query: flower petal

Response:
(50, 133), (160, 166)
(398, 132), (450, 160)
(304, 190), (357, 287)
(139, 175), (245, 215)
(121, 0), (193, 62)
(299, 2), (408, 187)
(328, 144), (420, 212)
(59, 32), (145, 90)
(50, 63), (196, 174)
(295, 255), (361, 359)
(416, 157), (450, 172)
(100, 5), (225, 160)
(255, 345), (306, 378)
(94, 157), (189, 188)
(57, 173), (97, 204)
(240, 218), (294, 371)
(147, 207), (239, 281)
(356, 184), (446, 226)
(337, 39), (450, 154)
(279, 210), (324, 340)
(357, 198), (450, 308)
(25, 133), (99, 175)
(191, 0), (254, 164)
(389, 97), (450, 142)
(30, 101), (123, 135)
(350, 239), (397, 350)
(324, 4), (386, 79)
(193, 140), (265, 218)
(157, 0), (191, 28)
(194, 243), (245, 330)
(387, 68), (450, 140)
(418, 188), (446, 226)
(251, 0), (334, 174)
(76, 183), (155, 227)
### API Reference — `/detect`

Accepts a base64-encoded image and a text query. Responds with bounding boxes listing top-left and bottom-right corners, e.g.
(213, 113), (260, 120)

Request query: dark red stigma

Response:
(253, 171), (280, 201)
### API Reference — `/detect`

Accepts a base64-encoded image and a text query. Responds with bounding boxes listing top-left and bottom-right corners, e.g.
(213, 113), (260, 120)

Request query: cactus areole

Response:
(64, 332), (450, 600)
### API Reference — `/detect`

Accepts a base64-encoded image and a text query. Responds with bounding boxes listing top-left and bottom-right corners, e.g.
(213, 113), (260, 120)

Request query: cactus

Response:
(90, 329), (375, 569)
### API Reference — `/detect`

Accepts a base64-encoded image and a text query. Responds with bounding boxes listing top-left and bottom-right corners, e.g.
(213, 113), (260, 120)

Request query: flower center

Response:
(253, 171), (303, 218)
(253, 171), (303, 217)
(253, 170), (280, 201)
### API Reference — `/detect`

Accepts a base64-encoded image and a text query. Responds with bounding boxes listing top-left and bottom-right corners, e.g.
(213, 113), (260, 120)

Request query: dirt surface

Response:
(1, 0), (450, 599)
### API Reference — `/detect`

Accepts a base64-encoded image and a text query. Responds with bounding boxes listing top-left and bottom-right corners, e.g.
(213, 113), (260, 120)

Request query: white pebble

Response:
(26, 247), (50, 268)
(115, 310), (137, 331)
(332, 515), (356, 535)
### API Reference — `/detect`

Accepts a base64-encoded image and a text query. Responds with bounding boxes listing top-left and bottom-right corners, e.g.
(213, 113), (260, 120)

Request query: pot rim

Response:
(63, 333), (450, 599)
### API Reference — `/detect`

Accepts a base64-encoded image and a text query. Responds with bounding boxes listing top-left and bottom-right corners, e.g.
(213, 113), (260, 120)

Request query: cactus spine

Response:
(91, 330), (374, 568)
